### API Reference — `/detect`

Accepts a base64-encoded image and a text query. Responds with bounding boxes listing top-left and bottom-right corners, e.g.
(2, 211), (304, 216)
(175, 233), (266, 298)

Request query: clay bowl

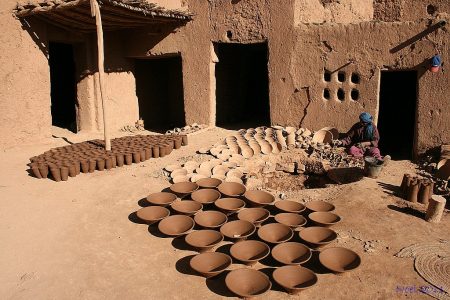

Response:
(218, 182), (246, 197)
(196, 177), (222, 188)
(230, 240), (271, 266)
(308, 212), (342, 227)
(275, 200), (306, 214)
(185, 230), (224, 252)
(170, 182), (199, 197)
(146, 192), (177, 207)
(220, 220), (256, 241)
(271, 242), (312, 265)
(257, 223), (293, 244)
(312, 129), (333, 144)
(319, 247), (361, 273)
(158, 215), (195, 236)
(136, 206), (170, 225)
(273, 265), (318, 294)
(244, 190), (275, 207)
(191, 189), (221, 204)
(215, 198), (246, 215)
(305, 200), (335, 212)
(171, 200), (203, 216)
(237, 208), (270, 225)
(274, 213), (307, 229)
(298, 226), (337, 248)
(190, 252), (232, 278)
(225, 268), (272, 298)
(194, 211), (228, 229)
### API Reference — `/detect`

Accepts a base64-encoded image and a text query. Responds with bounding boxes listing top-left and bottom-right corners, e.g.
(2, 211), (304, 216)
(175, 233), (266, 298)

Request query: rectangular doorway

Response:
(215, 42), (270, 128)
(49, 42), (77, 132)
(378, 70), (417, 159)
(135, 56), (185, 132)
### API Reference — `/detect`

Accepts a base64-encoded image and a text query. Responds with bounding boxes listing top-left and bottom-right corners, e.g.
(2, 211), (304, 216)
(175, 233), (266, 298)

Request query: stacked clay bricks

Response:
(28, 134), (187, 181)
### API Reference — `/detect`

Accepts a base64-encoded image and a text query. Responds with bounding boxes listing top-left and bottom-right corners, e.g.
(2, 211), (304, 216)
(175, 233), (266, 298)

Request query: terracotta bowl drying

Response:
(230, 240), (270, 266)
(237, 208), (270, 225)
(171, 200), (203, 216)
(218, 182), (246, 197)
(170, 182), (199, 196)
(185, 230), (224, 252)
(196, 177), (222, 188)
(194, 210), (228, 229)
(275, 200), (306, 214)
(190, 252), (232, 278)
(146, 192), (177, 207)
(258, 223), (293, 244)
(271, 242), (312, 265)
(305, 200), (335, 212)
(214, 198), (246, 215)
(158, 215), (195, 236)
(308, 212), (342, 227)
(136, 206), (170, 225)
(226, 269), (271, 298)
(220, 220), (256, 240)
(244, 190), (275, 207)
(191, 189), (221, 204)
(274, 213), (307, 228)
(319, 247), (361, 273)
(273, 266), (318, 294)
(299, 226), (337, 248)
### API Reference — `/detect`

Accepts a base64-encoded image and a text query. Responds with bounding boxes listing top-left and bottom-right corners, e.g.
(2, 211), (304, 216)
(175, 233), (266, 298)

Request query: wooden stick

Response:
(425, 195), (447, 223)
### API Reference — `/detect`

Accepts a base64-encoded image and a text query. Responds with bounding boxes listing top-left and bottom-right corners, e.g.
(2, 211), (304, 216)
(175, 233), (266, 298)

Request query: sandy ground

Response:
(1, 127), (449, 300)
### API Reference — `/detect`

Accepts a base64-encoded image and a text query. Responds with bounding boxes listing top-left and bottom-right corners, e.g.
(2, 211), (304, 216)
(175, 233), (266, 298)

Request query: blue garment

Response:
(359, 112), (374, 140)
(431, 55), (441, 67)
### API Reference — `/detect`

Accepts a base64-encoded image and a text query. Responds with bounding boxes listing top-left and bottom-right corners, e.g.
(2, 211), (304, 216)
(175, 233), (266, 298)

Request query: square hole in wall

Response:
(337, 71), (346, 82)
(323, 88), (331, 100)
(351, 72), (360, 84)
(337, 88), (345, 101)
(324, 70), (331, 82)
(351, 89), (359, 100)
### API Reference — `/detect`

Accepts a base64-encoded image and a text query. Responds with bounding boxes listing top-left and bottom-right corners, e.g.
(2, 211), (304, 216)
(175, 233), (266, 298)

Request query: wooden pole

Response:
(90, 0), (111, 151)
(425, 195), (447, 223)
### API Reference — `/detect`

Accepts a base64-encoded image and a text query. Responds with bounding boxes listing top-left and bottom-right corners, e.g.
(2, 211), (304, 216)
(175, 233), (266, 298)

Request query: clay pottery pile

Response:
(191, 189), (221, 204)
(196, 177), (222, 188)
(170, 182), (199, 197)
(218, 182), (246, 197)
(273, 266), (318, 294)
(244, 190), (275, 207)
(319, 247), (361, 273)
(230, 240), (270, 266)
(275, 200), (306, 214)
(214, 198), (246, 215)
(271, 242), (312, 265)
(194, 211), (227, 229)
(312, 130), (333, 144)
(308, 212), (341, 227)
(158, 215), (195, 236)
(305, 200), (335, 212)
(237, 208), (270, 226)
(400, 174), (434, 205)
(220, 220), (256, 241)
(258, 223), (293, 244)
(136, 206), (170, 225)
(274, 213), (307, 228)
(171, 200), (203, 216)
(320, 127), (339, 140)
(190, 252), (232, 278)
(146, 192), (177, 207)
(299, 226), (337, 248)
(185, 230), (224, 252)
(225, 269), (272, 298)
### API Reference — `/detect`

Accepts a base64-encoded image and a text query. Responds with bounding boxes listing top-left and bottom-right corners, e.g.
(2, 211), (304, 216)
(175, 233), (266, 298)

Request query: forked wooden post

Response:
(90, 0), (111, 151)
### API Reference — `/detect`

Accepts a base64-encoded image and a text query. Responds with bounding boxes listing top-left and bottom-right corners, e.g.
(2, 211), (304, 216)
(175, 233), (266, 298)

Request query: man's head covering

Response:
(359, 112), (374, 140)
(431, 55), (442, 73)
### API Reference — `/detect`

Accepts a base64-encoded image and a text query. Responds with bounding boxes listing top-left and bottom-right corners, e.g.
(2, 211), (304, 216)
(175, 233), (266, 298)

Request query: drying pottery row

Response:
(400, 174), (434, 205)
(133, 180), (361, 297)
(28, 134), (187, 181)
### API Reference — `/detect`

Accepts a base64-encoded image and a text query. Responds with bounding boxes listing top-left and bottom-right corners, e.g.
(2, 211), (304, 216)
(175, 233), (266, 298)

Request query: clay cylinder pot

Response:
(428, 181), (435, 200)
(30, 163), (42, 179)
(67, 164), (77, 177)
(116, 154), (124, 167)
(418, 182), (430, 205)
(97, 158), (105, 171)
(60, 166), (69, 181)
(144, 148), (152, 160)
(152, 146), (160, 158)
(174, 137), (182, 149)
(72, 161), (81, 175)
(400, 174), (411, 195)
(105, 157), (113, 170)
(406, 180), (419, 203)
(159, 145), (167, 157)
(124, 153), (133, 165)
(139, 149), (146, 162)
(110, 155), (117, 168)
(88, 159), (96, 173)
(132, 151), (141, 163)
(50, 167), (61, 182)
(181, 135), (188, 146)
(80, 160), (89, 173)
(38, 164), (49, 178)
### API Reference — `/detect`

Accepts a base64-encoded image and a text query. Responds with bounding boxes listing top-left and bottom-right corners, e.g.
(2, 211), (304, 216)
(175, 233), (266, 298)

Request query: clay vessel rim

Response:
(158, 215), (195, 236)
(299, 226), (338, 245)
(230, 240), (271, 262)
(225, 269), (272, 297)
(136, 206), (170, 222)
(171, 200), (203, 214)
(244, 190), (275, 205)
(257, 223), (294, 244)
(272, 265), (318, 290)
(215, 198), (246, 211)
(308, 212), (342, 225)
(191, 189), (221, 204)
(275, 200), (306, 213)
(318, 247), (362, 273)
(189, 252), (232, 275)
(274, 213), (307, 227)
(237, 208), (270, 223)
(194, 211), (228, 228)
(305, 200), (335, 212)
(220, 220), (256, 239)
(271, 242), (312, 264)
(185, 230), (224, 248)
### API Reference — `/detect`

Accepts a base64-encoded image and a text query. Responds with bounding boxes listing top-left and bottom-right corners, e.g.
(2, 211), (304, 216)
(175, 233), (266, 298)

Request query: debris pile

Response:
(165, 123), (207, 135)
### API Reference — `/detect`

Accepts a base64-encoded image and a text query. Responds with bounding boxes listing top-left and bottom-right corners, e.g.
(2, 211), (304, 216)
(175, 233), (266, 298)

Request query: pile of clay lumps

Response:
(28, 134), (187, 182)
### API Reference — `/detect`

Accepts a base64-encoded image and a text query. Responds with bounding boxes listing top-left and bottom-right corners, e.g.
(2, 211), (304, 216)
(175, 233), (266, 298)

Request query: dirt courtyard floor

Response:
(0, 127), (449, 300)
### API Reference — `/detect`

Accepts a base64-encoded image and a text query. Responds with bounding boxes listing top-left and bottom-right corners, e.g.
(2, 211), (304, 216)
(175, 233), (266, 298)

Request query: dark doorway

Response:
(135, 56), (185, 132)
(215, 42), (270, 128)
(378, 70), (417, 159)
(49, 42), (77, 132)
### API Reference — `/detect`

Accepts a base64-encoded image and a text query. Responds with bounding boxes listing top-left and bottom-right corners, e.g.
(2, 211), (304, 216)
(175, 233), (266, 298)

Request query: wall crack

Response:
(298, 87), (312, 128)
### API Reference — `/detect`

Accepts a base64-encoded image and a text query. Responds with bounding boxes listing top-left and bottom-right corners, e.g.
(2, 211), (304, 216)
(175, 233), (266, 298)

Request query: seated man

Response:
(338, 112), (390, 162)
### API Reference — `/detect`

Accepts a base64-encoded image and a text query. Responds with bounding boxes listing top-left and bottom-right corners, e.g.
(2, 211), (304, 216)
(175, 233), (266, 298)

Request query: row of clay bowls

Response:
(167, 161), (248, 184)
(135, 180), (361, 297)
(29, 134), (187, 181)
